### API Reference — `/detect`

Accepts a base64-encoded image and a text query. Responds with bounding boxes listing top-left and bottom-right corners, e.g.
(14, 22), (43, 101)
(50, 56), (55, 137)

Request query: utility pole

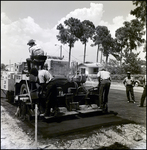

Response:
(100, 50), (103, 63)
(55, 44), (62, 58)
(99, 44), (103, 63)
(83, 43), (86, 63)
(60, 45), (62, 58)
(96, 44), (99, 63)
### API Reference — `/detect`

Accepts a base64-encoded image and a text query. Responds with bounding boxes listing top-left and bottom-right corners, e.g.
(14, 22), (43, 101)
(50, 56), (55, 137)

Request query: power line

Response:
(52, 47), (60, 56)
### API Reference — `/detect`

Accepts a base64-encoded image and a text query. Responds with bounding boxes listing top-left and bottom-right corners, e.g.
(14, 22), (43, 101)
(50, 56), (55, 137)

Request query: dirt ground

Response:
(1, 82), (146, 149)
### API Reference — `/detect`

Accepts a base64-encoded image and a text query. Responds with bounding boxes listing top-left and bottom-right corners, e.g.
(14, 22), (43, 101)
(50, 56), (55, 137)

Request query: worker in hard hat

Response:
(97, 67), (111, 110)
(26, 39), (44, 73)
(123, 71), (135, 103)
(29, 67), (54, 116)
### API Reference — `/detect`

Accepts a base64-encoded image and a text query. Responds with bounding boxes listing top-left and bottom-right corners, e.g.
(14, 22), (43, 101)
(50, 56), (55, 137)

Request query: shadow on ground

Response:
(98, 142), (130, 149)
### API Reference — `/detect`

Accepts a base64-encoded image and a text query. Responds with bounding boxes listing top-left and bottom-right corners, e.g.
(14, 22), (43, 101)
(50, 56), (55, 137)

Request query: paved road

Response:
(84, 81), (146, 127)
(84, 81), (144, 93)
(109, 87), (146, 127)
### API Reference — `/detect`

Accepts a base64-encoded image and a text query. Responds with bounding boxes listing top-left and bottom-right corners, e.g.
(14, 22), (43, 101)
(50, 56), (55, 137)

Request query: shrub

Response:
(111, 74), (144, 81)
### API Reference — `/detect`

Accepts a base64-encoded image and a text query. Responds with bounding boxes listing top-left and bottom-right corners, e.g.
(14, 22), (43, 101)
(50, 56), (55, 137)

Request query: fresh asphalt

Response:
(1, 81), (146, 138)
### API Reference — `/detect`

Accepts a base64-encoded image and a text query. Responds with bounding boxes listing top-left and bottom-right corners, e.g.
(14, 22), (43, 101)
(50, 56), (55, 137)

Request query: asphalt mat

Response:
(30, 112), (135, 138)
(1, 97), (135, 139)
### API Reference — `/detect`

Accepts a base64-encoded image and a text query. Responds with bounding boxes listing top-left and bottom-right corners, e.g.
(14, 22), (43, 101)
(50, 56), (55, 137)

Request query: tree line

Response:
(56, 1), (146, 74)
(1, 1), (146, 74)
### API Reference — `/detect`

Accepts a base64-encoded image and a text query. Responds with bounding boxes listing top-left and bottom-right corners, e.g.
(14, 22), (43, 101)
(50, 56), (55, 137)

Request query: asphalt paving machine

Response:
(1, 55), (107, 121)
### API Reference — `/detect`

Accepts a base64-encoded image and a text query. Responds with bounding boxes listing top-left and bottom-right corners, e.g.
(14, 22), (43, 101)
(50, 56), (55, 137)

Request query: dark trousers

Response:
(140, 85), (146, 106)
(38, 97), (46, 113)
(26, 58), (32, 73)
(99, 80), (111, 107)
(26, 56), (45, 73)
(44, 81), (58, 115)
(126, 85), (135, 101)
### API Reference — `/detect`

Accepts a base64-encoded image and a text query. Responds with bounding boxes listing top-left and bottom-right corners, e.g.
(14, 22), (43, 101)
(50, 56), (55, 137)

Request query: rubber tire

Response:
(63, 82), (78, 111)
(20, 84), (28, 94)
(65, 96), (71, 111)
(19, 101), (26, 121)
(19, 83), (28, 121)
(6, 91), (14, 103)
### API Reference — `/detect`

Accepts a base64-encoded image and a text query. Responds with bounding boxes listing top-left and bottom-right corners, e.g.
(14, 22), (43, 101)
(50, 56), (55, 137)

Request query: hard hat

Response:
(27, 39), (35, 45)
(127, 71), (131, 74)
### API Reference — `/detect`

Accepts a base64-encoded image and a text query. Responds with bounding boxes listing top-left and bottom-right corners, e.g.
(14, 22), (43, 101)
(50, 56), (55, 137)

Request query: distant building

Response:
(5, 62), (27, 72)
(78, 62), (104, 77)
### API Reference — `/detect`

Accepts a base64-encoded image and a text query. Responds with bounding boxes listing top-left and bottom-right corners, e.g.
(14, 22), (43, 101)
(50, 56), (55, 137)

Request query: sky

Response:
(1, 1), (146, 65)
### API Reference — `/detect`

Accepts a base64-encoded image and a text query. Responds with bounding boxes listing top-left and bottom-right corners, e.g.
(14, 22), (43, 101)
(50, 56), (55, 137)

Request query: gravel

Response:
(1, 105), (146, 149)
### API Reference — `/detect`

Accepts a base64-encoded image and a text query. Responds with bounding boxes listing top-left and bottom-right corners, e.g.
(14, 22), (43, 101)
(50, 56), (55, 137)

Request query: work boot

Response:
(44, 108), (51, 117)
(137, 105), (143, 107)
(39, 109), (45, 116)
(98, 104), (103, 109)
(53, 107), (60, 117)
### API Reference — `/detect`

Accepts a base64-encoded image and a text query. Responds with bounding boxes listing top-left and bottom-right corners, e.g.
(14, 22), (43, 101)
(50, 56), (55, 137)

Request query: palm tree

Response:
(56, 17), (81, 67)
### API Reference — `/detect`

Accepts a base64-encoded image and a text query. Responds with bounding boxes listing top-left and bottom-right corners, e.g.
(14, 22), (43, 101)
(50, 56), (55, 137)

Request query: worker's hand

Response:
(38, 86), (43, 95)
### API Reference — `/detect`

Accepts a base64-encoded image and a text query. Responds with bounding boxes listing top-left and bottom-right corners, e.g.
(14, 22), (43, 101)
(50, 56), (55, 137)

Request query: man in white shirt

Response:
(38, 69), (53, 87)
(123, 71), (135, 103)
(97, 67), (111, 110)
(30, 68), (53, 115)
(26, 39), (44, 73)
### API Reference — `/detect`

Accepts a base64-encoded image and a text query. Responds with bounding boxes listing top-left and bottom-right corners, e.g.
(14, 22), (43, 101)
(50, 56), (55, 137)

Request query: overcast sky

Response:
(1, 1), (146, 65)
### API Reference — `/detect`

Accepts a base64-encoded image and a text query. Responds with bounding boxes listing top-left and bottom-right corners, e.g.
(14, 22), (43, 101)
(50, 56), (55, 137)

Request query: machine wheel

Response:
(19, 83), (31, 121)
(18, 101), (27, 121)
(65, 97), (71, 111)
(6, 91), (14, 103)
(77, 85), (87, 94)
(20, 83), (28, 94)
(63, 82), (77, 111)
(26, 114), (31, 121)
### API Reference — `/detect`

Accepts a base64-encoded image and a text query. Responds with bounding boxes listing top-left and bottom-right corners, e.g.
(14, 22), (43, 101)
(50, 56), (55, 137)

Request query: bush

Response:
(111, 74), (144, 81)
(87, 73), (144, 83)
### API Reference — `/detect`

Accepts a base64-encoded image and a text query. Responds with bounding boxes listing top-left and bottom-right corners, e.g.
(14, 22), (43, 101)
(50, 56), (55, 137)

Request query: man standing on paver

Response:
(26, 39), (44, 73)
(123, 71), (136, 103)
(97, 67), (111, 110)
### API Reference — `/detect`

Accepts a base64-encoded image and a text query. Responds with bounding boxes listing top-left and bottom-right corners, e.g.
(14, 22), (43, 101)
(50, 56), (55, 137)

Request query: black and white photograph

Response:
(1, 1), (146, 149)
